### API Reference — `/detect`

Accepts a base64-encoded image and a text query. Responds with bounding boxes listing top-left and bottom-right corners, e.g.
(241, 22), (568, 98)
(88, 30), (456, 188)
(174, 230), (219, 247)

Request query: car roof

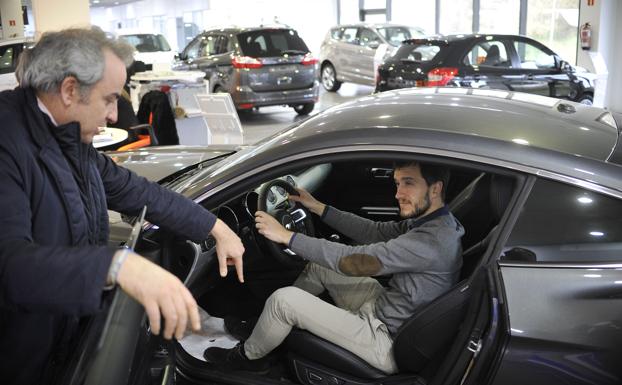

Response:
(201, 26), (296, 35)
(202, 89), (621, 193)
(331, 22), (415, 29)
(405, 33), (538, 44)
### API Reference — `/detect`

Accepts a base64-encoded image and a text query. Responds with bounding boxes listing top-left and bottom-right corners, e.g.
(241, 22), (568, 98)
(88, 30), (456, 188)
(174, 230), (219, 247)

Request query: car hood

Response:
(106, 145), (240, 182)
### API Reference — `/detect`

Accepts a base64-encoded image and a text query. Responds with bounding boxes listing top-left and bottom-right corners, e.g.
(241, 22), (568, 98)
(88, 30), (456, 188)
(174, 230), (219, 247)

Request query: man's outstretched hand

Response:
(210, 219), (245, 282)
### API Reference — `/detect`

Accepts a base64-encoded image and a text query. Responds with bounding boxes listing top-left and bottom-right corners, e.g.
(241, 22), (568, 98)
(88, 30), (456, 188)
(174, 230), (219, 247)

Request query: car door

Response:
(460, 39), (524, 91)
(335, 26), (361, 82)
(491, 175), (622, 385)
(508, 37), (569, 98)
(356, 28), (382, 85)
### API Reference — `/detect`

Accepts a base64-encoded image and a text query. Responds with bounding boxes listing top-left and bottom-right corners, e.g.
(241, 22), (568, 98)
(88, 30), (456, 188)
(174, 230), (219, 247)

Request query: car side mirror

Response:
(557, 58), (571, 72)
(369, 41), (380, 49)
(177, 52), (187, 61)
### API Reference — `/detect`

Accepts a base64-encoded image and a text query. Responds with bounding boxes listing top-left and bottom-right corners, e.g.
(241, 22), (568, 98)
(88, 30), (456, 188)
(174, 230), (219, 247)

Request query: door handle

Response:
(526, 74), (534, 80)
(370, 168), (393, 179)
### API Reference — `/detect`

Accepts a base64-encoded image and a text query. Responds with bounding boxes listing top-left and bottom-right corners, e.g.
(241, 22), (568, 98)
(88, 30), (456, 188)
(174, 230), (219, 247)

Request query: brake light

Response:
(232, 56), (263, 69)
(426, 67), (458, 86)
(301, 53), (318, 66)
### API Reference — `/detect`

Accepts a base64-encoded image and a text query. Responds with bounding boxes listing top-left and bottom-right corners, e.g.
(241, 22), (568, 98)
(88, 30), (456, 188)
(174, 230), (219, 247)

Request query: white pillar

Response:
(0, 0), (24, 38)
(31, 0), (90, 37)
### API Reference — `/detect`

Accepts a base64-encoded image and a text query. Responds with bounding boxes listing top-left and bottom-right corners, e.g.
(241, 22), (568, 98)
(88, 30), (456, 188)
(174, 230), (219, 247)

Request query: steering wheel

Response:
(257, 179), (315, 267)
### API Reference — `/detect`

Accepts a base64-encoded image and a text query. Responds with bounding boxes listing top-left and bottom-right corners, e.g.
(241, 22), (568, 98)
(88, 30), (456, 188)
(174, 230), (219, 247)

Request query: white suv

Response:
(318, 23), (425, 91)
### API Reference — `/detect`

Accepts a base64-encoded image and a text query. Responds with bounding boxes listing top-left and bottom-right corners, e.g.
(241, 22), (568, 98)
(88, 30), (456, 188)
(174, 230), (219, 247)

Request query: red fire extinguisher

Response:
(580, 22), (592, 50)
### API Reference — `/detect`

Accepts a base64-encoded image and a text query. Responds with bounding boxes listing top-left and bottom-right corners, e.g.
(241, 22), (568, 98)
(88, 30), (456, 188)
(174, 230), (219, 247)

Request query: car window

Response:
(200, 35), (220, 56)
(377, 26), (425, 47)
(330, 28), (342, 39)
(238, 29), (309, 57)
(184, 38), (202, 59)
(121, 34), (169, 52)
(503, 178), (622, 263)
(358, 28), (381, 47)
(393, 42), (442, 62)
(464, 41), (511, 68)
(514, 41), (555, 70)
(340, 27), (359, 44)
(215, 35), (230, 54)
(0, 45), (15, 74)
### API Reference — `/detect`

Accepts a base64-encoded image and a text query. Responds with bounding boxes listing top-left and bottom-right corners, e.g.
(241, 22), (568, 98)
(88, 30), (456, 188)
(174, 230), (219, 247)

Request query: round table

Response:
(93, 127), (129, 150)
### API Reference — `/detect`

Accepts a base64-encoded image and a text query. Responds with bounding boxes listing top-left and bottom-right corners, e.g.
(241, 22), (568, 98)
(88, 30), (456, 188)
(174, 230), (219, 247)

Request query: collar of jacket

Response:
(407, 205), (450, 230)
(21, 87), (83, 152)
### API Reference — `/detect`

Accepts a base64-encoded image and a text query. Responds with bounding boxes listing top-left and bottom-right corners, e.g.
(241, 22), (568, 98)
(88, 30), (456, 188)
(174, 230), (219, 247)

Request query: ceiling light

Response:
(577, 196), (593, 204)
(589, 231), (604, 237)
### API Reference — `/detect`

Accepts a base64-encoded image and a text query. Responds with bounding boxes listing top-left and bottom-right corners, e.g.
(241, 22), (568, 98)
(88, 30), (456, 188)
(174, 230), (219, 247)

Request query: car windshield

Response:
(238, 29), (309, 58)
(393, 42), (443, 62)
(377, 27), (425, 46)
(120, 34), (171, 52)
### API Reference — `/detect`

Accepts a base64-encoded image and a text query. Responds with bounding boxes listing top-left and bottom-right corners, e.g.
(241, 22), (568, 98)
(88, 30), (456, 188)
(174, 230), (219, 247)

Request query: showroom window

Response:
(513, 40), (556, 70)
(503, 178), (622, 263)
(479, 0), (520, 34)
(391, 0), (435, 35)
(439, 0), (473, 34)
(526, 0), (579, 64)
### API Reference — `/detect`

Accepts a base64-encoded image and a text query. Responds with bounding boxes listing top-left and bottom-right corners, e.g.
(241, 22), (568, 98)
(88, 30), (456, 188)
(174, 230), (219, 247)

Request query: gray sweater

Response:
(290, 205), (464, 336)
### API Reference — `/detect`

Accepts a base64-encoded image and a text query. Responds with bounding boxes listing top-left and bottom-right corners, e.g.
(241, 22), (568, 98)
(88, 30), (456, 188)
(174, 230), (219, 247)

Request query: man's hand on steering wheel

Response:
(288, 188), (326, 216)
(255, 211), (294, 245)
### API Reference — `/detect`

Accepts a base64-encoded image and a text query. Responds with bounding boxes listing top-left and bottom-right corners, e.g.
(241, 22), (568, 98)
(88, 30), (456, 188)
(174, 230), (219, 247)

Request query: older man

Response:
(205, 161), (464, 373)
(0, 27), (244, 384)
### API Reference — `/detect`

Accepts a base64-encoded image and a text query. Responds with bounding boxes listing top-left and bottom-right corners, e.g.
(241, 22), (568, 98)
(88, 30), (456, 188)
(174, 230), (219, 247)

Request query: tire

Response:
(576, 94), (593, 106)
(321, 63), (342, 92)
(293, 103), (314, 115)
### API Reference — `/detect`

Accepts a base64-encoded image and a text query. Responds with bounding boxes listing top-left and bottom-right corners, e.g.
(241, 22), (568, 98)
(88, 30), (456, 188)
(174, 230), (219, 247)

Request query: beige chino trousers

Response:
(244, 263), (398, 374)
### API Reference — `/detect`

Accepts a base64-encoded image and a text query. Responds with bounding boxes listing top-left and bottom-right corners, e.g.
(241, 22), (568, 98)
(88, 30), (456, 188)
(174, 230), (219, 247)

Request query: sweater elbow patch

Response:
(338, 253), (383, 276)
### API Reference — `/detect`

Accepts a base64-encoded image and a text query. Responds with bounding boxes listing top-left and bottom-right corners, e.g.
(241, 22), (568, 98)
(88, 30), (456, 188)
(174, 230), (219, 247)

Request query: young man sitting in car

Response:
(204, 161), (464, 373)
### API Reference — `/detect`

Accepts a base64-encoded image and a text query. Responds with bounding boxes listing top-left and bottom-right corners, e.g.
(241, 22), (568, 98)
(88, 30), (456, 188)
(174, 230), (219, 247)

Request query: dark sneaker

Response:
(224, 316), (258, 341)
(204, 342), (271, 374)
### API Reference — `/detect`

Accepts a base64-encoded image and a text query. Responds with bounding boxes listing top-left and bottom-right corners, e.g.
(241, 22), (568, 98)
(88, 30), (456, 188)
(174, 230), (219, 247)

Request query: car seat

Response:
(482, 45), (501, 66)
(137, 90), (179, 145)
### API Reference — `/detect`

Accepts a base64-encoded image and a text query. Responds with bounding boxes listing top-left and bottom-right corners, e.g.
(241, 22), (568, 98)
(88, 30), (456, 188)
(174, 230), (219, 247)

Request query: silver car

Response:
(174, 26), (319, 115)
(319, 23), (425, 91)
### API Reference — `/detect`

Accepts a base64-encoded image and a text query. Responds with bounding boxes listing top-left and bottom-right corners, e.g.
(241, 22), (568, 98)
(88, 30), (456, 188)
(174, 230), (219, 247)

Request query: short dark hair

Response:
(393, 161), (450, 201)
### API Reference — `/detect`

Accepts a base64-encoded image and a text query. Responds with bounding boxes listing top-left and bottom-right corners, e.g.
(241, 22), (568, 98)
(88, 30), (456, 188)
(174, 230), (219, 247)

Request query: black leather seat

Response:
(284, 173), (515, 385)
(482, 45), (501, 66)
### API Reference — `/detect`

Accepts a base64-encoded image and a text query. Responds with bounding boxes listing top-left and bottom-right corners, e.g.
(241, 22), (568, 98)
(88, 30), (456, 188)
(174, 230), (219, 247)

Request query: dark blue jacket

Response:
(0, 87), (217, 384)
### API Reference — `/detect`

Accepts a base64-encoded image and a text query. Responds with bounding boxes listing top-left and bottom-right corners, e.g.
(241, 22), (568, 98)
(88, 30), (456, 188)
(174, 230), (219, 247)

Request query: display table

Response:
(93, 127), (129, 149)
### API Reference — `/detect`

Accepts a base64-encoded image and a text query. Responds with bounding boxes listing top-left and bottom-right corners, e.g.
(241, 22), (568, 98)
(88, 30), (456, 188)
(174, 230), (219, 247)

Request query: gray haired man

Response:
(0, 27), (244, 384)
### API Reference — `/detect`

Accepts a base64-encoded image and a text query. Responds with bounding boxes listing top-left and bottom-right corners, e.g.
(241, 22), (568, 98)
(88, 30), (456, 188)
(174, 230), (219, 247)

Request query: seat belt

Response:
(459, 292), (493, 385)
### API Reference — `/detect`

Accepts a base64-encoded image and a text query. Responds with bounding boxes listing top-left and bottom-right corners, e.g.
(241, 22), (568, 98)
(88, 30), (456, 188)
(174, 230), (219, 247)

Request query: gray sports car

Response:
(74, 88), (622, 385)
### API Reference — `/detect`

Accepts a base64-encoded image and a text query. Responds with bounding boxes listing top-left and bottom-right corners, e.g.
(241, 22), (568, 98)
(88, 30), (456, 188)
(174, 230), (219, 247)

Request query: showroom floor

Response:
(239, 83), (375, 144)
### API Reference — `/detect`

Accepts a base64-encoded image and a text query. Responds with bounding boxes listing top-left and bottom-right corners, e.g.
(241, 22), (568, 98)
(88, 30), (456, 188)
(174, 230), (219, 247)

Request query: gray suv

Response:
(319, 23), (425, 91)
(174, 26), (319, 115)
